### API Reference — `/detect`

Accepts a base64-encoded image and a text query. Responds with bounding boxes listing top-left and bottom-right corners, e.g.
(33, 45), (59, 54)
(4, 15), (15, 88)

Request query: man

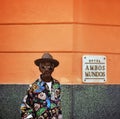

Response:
(20, 53), (62, 119)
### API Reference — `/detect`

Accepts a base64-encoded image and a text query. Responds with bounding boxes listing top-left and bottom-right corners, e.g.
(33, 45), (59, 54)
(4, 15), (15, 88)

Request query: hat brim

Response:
(34, 58), (59, 67)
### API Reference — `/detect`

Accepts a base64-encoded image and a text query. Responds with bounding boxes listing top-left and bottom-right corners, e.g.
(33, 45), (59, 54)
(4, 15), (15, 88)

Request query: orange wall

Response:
(0, 0), (120, 84)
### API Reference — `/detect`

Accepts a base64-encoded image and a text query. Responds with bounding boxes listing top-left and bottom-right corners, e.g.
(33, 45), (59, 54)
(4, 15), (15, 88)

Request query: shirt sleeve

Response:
(58, 84), (62, 115)
(53, 81), (62, 115)
(20, 85), (35, 119)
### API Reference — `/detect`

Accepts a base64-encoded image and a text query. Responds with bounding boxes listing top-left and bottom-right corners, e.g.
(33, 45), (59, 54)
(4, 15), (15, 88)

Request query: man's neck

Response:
(41, 75), (52, 82)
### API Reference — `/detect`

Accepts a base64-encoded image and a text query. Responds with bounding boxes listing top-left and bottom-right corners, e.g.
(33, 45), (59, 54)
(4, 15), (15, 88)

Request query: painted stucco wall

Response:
(0, 0), (120, 84)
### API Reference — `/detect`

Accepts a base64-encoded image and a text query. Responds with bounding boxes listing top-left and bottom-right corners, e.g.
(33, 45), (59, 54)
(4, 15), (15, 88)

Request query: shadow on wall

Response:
(0, 85), (120, 119)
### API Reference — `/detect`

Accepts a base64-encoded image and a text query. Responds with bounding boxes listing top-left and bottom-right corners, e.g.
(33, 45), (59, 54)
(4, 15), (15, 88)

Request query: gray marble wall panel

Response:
(0, 85), (120, 119)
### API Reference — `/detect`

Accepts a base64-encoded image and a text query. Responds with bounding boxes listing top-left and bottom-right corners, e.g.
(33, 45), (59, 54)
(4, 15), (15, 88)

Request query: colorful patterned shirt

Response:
(20, 77), (62, 119)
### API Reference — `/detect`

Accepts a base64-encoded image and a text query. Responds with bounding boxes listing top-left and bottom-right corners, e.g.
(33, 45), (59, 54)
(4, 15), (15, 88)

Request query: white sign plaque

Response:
(82, 55), (107, 83)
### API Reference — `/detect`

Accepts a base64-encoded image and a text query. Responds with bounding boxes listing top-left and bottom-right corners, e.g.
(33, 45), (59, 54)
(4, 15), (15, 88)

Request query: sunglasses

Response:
(40, 64), (54, 70)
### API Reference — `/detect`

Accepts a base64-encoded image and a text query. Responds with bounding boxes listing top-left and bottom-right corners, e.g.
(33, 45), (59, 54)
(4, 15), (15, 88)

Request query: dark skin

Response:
(39, 61), (54, 82)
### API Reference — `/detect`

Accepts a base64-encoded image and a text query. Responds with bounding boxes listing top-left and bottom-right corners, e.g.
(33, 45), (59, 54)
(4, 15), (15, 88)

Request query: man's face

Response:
(39, 61), (54, 78)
